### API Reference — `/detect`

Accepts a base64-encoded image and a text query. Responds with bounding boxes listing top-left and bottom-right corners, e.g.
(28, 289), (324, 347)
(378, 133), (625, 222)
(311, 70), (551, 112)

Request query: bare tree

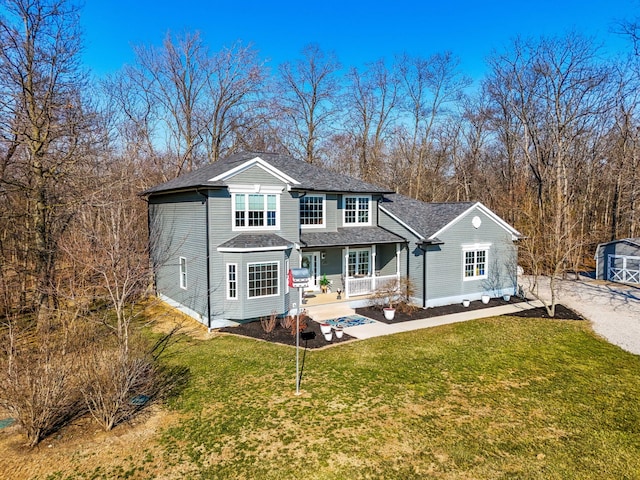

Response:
(274, 44), (342, 165)
(127, 31), (209, 177)
(344, 59), (399, 182)
(394, 52), (471, 199)
(0, 0), (91, 328)
(201, 41), (267, 162)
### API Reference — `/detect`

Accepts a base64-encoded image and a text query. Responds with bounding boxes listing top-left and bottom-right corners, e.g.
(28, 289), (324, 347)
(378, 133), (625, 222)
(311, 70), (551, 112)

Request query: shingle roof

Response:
(218, 233), (293, 251)
(300, 227), (405, 248)
(142, 151), (393, 195)
(379, 194), (475, 240)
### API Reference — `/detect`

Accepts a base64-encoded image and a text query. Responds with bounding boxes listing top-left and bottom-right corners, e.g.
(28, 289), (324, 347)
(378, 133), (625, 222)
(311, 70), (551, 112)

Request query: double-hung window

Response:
(300, 195), (325, 227)
(227, 264), (238, 300)
(463, 244), (489, 280)
(348, 249), (370, 277)
(234, 193), (278, 229)
(248, 262), (279, 298)
(344, 196), (371, 226)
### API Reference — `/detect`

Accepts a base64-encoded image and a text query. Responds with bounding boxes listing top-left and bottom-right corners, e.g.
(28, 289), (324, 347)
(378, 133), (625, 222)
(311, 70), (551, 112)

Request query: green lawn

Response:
(147, 316), (640, 479)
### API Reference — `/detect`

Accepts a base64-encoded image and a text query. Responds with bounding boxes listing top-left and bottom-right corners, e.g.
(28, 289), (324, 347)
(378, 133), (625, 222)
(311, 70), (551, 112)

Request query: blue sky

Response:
(81, 0), (636, 82)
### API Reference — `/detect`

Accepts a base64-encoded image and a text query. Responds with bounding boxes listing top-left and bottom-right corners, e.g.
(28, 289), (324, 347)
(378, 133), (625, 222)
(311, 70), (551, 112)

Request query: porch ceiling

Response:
(300, 227), (405, 248)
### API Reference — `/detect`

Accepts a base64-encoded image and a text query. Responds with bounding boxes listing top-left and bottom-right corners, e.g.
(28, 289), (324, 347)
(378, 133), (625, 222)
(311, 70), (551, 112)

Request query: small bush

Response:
(279, 314), (293, 330)
(79, 345), (156, 431)
(290, 310), (308, 336)
(0, 326), (84, 447)
(260, 311), (277, 334)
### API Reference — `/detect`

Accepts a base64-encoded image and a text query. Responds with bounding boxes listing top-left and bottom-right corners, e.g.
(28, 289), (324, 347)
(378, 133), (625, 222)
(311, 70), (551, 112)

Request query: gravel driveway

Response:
(522, 275), (640, 355)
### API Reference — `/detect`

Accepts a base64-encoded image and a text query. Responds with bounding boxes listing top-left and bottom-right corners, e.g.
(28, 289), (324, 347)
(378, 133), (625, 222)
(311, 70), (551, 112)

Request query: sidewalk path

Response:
(308, 299), (543, 340)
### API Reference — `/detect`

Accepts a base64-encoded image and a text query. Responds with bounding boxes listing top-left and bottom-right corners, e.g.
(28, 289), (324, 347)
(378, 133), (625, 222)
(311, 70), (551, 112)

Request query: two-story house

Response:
(143, 152), (521, 329)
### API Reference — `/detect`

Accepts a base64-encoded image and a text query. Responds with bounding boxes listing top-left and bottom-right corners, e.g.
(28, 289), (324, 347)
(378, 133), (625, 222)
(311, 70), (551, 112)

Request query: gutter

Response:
(196, 189), (212, 330)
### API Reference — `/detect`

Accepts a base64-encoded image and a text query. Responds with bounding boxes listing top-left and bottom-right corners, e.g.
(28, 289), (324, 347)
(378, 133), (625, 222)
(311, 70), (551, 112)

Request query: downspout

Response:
(197, 189), (212, 330)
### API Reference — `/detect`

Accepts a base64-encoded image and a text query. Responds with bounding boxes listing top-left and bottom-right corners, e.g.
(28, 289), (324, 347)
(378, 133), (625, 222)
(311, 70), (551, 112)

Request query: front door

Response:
(301, 252), (321, 290)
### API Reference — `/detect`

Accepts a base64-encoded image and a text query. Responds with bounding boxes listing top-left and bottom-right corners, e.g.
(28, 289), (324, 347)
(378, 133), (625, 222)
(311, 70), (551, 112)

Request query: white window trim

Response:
(462, 243), (490, 281)
(343, 195), (372, 227)
(231, 191), (281, 232)
(300, 194), (327, 229)
(226, 263), (238, 300)
(247, 261), (280, 299)
(179, 256), (187, 290)
(285, 259), (290, 294)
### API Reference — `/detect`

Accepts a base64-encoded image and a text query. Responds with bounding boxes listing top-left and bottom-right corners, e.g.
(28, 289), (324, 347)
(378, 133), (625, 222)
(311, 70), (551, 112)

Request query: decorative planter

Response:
(481, 295), (490, 304)
(335, 327), (344, 339)
(503, 294), (511, 302)
(383, 308), (396, 321)
(320, 323), (332, 334)
(462, 299), (470, 307)
(321, 285), (328, 293)
(323, 331), (333, 341)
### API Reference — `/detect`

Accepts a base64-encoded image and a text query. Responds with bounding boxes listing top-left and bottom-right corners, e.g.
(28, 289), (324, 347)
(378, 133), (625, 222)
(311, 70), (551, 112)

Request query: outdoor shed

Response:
(595, 238), (640, 284)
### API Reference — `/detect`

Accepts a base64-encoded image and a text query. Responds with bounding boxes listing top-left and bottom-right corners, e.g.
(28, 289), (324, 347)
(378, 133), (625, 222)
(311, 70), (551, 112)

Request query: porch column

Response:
(396, 243), (401, 286)
(371, 244), (377, 290)
(344, 246), (350, 298)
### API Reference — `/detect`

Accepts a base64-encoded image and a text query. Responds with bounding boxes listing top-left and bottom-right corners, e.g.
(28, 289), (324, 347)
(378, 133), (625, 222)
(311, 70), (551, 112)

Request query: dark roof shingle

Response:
(142, 152), (393, 195)
(380, 194), (475, 240)
(301, 227), (405, 248)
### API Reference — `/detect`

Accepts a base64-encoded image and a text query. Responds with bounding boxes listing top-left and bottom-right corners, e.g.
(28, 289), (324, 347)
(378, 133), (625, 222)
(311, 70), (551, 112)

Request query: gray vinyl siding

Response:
(425, 209), (517, 302)
(214, 250), (290, 322)
(149, 192), (209, 322)
(378, 209), (423, 303)
(379, 205), (517, 307)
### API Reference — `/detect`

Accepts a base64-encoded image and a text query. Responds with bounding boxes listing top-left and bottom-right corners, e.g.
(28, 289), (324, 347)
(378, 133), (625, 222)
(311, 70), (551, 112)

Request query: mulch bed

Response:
(219, 319), (353, 349)
(220, 299), (583, 348)
(356, 298), (583, 323)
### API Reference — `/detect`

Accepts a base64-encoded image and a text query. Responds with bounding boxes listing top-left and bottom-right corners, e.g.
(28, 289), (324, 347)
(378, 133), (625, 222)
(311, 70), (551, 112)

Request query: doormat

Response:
(325, 315), (375, 328)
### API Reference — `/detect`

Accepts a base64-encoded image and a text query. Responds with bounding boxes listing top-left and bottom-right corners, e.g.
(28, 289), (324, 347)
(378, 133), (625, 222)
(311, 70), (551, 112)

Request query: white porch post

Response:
(396, 243), (401, 287)
(371, 244), (377, 291)
(344, 246), (350, 298)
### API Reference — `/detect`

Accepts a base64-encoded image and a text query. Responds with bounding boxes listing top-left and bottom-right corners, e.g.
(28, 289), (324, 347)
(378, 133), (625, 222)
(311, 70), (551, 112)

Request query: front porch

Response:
(299, 241), (403, 301)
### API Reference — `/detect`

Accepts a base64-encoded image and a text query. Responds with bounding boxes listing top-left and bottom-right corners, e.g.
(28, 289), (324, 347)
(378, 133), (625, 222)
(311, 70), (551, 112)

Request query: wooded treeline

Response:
(1, 0), (640, 322)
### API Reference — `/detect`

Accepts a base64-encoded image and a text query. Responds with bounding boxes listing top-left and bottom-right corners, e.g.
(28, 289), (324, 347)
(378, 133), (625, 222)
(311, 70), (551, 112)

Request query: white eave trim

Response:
(208, 156), (301, 185)
(228, 184), (285, 194)
(429, 202), (521, 241)
(217, 245), (292, 253)
(378, 205), (425, 241)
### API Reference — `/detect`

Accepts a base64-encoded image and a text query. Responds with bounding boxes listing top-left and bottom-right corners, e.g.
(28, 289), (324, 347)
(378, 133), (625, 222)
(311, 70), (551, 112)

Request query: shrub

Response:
(260, 311), (277, 334)
(290, 310), (309, 336)
(0, 324), (84, 447)
(79, 344), (156, 431)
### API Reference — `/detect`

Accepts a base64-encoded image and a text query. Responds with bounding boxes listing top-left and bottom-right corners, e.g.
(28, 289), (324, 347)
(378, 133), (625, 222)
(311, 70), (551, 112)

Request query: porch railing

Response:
(346, 274), (399, 297)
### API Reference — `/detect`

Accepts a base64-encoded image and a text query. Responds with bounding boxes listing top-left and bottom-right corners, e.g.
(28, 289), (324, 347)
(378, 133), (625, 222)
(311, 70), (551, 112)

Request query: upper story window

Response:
(463, 244), (490, 281)
(344, 195), (371, 226)
(233, 193), (279, 230)
(300, 195), (326, 228)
